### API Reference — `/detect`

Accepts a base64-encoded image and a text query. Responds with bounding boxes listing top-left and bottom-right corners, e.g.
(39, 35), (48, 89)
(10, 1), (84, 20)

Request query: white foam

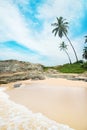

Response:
(0, 88), (74, 130)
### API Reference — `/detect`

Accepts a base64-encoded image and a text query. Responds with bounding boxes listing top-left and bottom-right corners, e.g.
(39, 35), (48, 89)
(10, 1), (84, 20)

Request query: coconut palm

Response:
(51, 16), (78, 62)
(83, 47), (87, 60)
(83, 36), (87, 60)
(84, 35), (87, 43)
(59, 42), (72, 64)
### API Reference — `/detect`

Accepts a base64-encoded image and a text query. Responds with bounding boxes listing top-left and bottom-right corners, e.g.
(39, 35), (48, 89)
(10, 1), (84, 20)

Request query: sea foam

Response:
(0, 88), (74, 130)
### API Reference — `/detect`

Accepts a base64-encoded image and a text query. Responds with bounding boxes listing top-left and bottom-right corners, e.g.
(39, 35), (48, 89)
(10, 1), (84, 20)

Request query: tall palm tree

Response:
(51, 16), (78, 62)
(59, 42), (72, 64)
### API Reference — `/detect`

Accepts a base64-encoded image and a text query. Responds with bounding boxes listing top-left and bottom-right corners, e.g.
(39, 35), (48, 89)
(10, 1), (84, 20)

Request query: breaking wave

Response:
(0, 88), (74, 130)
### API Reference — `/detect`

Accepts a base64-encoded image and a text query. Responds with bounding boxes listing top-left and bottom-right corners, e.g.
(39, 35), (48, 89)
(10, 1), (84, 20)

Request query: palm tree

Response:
(83, 47), (87, 60)
(85, 35), (87, 43)
(59, 42), (72, 64)
(83, 36), (87, 60)
(51, 16), (78, 62)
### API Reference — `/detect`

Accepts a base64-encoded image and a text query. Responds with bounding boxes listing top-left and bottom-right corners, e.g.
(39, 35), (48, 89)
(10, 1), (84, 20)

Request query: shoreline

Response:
(0, 86), (74, 130)
(4, 77), (87, 130)
(0, 75), (87, 90)
(0, 71), (87, 85)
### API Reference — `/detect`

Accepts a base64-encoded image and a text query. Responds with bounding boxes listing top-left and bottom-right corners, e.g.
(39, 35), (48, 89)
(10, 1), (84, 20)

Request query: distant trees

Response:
(51, 16), (78, 62)
(59, 42), (72, 64)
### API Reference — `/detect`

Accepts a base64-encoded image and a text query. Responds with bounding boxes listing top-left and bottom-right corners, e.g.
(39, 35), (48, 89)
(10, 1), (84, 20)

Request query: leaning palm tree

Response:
(51, 16), (78, 62)
(59, 41), (72, 64)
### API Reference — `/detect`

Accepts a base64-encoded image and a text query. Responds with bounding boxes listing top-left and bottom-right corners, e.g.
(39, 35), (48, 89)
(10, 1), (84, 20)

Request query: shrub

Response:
(82, 62), (87, 69)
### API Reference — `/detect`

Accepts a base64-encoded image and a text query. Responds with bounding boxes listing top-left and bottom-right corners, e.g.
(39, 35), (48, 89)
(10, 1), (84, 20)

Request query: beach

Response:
(0, 0), (87, 129)
(1, 77), (86, 130)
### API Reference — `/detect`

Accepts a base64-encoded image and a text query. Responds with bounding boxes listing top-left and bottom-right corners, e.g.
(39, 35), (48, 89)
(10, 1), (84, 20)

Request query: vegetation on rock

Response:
(43, 61), (87, 73)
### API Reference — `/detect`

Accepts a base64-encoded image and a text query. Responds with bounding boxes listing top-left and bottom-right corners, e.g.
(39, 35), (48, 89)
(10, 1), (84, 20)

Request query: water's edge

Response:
(0, 87), (74, 130)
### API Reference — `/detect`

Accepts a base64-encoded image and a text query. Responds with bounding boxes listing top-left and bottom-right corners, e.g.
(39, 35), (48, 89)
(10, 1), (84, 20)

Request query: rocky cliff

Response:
(0, 60), (45, 84)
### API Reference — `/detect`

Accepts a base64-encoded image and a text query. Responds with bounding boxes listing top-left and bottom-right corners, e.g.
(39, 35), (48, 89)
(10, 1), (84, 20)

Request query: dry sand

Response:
(3, 78), (87, 130)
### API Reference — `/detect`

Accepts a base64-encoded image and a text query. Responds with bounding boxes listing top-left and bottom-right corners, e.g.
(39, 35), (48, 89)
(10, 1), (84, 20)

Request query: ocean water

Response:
(0, 88), (74, 130)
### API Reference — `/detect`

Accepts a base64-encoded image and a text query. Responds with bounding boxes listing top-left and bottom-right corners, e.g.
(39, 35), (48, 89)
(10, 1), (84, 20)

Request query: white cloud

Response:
(37, 0), (84, 35)
(0, 1), (29, 40)
(37, 0), (83, 20)
(0, 45), (43, 64)
(0, 0), (85, 65)
(0, 0), (45, 55)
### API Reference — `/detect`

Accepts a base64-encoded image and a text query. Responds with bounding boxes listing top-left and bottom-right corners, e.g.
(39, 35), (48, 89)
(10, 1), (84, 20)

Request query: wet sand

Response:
(6, 78), (87, 130)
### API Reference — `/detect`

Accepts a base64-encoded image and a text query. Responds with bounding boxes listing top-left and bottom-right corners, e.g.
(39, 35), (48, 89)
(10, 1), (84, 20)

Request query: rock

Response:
(0, 60), (86, 84)
(13, 83), (22, 88)
(30, 74), (45, 80)
(45, 69), (58, 74)
(0, 80), (8, 84)
(0, 60), (45, 84)
(0, 60), (43, 73)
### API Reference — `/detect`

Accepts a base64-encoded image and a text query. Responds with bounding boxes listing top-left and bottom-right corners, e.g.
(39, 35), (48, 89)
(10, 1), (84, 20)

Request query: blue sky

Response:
(0, 0), (87, 66)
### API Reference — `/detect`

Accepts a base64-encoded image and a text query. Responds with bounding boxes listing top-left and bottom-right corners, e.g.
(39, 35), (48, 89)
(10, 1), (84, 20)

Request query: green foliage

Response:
(58, 62), (86, 73)
(43, 62), (87, 73)
(43, 66), (57, 71)
(52, 17), (68, 37)
(74, 60), (83, 64)
(82, 62), (87, 69)
(82, 35), (87, 60)
(83, 46), (87, 60)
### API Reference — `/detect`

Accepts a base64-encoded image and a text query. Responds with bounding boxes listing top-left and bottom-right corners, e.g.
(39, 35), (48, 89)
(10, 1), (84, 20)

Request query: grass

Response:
(43, 66), (56, 71)
(43, 61), (87, 73)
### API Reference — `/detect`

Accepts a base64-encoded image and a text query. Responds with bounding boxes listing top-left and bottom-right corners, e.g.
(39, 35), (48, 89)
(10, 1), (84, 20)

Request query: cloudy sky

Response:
(0, 0), (87, 66)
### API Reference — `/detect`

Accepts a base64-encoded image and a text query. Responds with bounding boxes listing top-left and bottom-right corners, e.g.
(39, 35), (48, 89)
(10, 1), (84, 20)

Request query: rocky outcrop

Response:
(0, 60), (45, 84)
(0, 60), (43, 73)
(44, 70), (87, 82)
(0, 60), (87, 84)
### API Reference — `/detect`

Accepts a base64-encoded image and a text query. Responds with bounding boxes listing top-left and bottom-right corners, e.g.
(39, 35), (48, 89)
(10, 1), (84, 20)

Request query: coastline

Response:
(0, 75), (87, 89)
(0, 85), (74, 130)
(4, 77), (87, 130)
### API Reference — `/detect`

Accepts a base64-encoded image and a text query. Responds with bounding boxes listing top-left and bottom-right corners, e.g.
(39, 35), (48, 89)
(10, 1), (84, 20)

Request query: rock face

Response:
(0, 60), (87, 84)
(0, 60), (45, 84)
(0, 60), (43, 73)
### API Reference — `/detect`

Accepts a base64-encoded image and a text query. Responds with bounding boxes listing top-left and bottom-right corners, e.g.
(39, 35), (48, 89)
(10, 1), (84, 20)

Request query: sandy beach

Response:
(2, 78), (86, 130)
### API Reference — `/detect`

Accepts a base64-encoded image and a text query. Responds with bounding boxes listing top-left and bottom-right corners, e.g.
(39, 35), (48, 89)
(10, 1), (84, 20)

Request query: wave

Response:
(0, 88), (74, 130)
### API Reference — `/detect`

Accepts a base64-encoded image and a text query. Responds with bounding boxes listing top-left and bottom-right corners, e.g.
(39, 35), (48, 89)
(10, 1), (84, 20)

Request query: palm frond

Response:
(51, 23), (58, 26)
(59, 41), (68, 50)
(51, 16), (68, 38)
(52, 28), (58, 36)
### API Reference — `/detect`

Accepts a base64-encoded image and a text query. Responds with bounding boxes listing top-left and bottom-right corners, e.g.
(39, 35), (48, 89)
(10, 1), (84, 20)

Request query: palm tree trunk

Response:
(65, 50), (72, 64)
(65, 33), (78, 62)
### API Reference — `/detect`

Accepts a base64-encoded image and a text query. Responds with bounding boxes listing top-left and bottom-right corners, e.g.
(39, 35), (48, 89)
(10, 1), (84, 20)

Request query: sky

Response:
(0, 0), (87, 66)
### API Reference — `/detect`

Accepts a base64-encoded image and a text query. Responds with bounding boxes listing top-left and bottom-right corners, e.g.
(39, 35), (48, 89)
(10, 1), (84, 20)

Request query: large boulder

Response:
(0, 60), (45, 84)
